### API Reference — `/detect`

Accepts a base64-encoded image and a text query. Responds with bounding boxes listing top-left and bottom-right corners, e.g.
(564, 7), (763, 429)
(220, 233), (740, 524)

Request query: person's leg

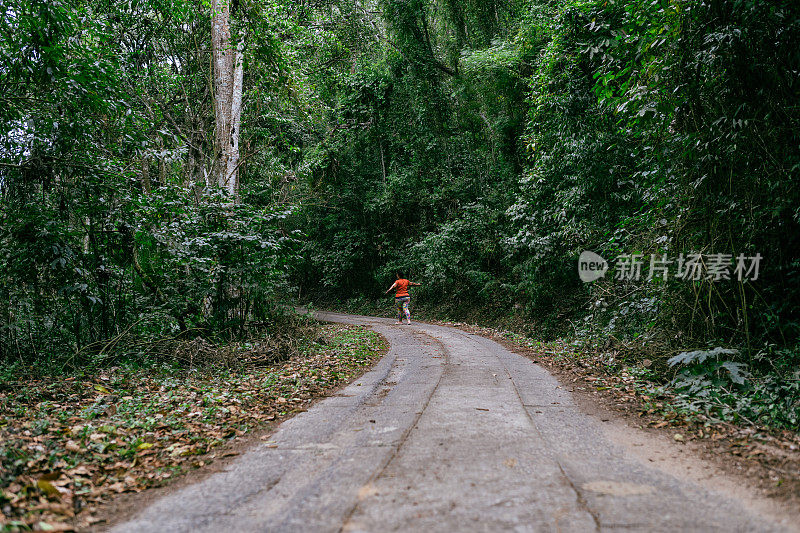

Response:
(403, 299), (411, 323)
(396, 299), (403, 323)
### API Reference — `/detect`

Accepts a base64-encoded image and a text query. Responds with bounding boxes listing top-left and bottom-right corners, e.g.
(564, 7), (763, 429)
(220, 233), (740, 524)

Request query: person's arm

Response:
(409, 281), (422, 286)
(384, 281), (398, 294)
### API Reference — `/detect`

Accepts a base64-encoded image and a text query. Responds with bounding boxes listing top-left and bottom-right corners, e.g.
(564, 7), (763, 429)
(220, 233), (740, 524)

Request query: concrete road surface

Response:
(111, 312), (789, 532)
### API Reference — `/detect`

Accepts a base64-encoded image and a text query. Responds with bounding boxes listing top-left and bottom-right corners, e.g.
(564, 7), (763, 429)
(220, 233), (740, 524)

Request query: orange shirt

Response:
(394, 279), (410, 298)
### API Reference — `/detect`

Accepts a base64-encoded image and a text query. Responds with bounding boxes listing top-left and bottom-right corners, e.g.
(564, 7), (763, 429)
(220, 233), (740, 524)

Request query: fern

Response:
(667, 347), (739, 367)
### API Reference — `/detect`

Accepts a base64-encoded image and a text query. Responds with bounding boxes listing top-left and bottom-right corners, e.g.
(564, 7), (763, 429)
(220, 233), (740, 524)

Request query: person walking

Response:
(385, 273), (421, 325)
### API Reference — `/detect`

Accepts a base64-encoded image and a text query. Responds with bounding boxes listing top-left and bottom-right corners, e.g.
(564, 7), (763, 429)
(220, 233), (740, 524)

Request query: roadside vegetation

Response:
(1, 324), (385, 531)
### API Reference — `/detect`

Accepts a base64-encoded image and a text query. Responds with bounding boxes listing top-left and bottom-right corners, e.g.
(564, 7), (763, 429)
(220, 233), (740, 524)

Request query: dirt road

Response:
(110, 312), (792, 532)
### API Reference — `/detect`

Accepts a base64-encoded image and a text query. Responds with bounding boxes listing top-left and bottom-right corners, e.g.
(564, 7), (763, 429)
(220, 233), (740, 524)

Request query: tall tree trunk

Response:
(211, 0), (244, 198)
(227, 39), (244, 198)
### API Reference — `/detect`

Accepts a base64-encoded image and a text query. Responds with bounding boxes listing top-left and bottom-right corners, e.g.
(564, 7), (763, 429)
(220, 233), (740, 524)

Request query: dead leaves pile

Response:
(0, 324), (386, 531)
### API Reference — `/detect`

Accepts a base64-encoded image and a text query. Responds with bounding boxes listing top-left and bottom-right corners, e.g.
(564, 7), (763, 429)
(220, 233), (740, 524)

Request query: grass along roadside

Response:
(0, 324), (387, 532)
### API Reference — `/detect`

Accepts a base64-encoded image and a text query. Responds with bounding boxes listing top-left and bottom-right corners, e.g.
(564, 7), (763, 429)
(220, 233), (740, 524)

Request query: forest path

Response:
(111, 312), (788, 532)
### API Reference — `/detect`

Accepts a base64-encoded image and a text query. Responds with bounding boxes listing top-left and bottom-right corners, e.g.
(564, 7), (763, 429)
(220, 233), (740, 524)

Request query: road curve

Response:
(110, 312), (787, 532)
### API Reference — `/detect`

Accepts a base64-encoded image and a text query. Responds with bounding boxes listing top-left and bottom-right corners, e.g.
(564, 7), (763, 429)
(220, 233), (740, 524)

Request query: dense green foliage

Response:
(289, 0), (800, 427)
(1, 1), (798, 425)
(295, 1), (799, 335)
(295, 0), (800, 346)
(0, 0), (300, 367)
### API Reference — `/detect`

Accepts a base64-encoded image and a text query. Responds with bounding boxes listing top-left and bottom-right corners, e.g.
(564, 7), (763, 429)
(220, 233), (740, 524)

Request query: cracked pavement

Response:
(110, 312), (787, 532)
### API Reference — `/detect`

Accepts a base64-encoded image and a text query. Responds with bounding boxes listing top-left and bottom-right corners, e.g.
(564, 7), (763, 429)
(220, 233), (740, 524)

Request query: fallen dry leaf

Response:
(37, 479), (61, 499)
(0, 324), (387, 528)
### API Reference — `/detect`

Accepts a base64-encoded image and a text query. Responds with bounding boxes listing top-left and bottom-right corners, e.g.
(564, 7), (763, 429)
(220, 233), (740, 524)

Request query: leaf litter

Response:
(0, 324), (386, 531)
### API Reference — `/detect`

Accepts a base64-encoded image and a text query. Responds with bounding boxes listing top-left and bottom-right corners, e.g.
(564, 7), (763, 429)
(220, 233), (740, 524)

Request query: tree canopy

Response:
(1, 0), (799, 425)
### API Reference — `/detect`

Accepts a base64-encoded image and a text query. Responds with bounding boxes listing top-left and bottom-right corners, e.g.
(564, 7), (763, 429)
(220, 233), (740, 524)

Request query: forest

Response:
(1, 0), (799, 449)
